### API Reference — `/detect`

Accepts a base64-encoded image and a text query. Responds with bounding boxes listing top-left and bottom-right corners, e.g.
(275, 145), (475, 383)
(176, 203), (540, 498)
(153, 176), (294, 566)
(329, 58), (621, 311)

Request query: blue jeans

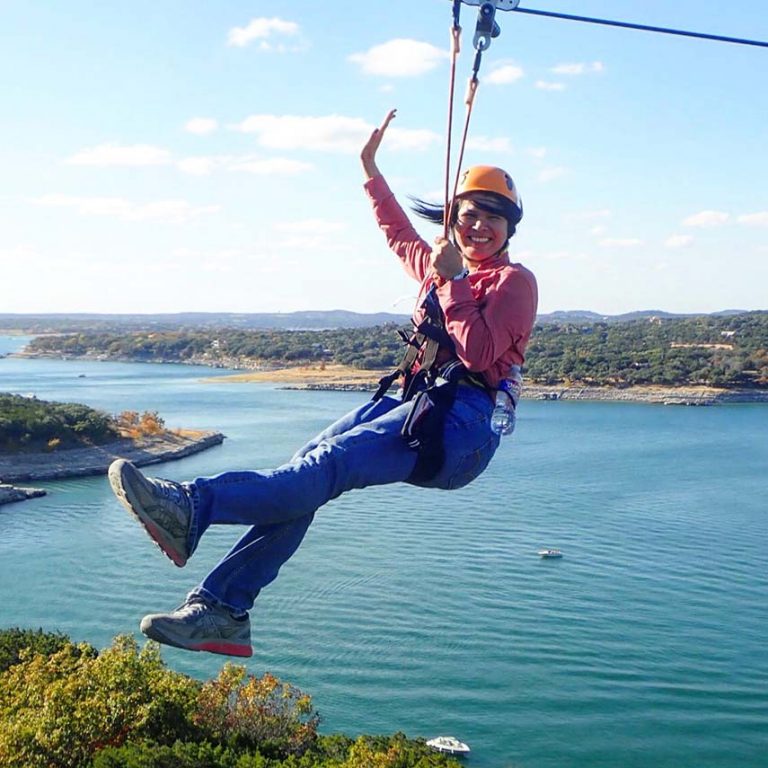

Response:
(188, 384), (499, 612)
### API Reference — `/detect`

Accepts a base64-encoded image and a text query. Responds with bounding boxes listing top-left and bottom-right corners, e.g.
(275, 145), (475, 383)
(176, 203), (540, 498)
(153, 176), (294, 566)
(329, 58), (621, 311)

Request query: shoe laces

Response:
(176, 597), (211, 617)
(152, 477), (189, 507)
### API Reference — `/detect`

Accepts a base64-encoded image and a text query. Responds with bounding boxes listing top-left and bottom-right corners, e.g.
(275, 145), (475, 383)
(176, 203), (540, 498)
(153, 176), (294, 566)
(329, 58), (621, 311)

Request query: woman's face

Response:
(453, 197), (509, 263)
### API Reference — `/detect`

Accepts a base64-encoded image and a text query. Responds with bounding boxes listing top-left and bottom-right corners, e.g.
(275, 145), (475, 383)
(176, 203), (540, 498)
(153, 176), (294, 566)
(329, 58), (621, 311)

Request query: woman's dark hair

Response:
(410, 191), (521, 239)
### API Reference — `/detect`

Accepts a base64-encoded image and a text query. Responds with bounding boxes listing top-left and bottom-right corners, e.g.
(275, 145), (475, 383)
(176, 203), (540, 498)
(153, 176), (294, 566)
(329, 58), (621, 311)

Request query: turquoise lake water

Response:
(1, 335), (767, 767)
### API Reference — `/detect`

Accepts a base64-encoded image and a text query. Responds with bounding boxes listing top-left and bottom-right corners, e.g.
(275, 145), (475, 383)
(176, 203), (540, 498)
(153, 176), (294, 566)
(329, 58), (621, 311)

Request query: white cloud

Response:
(683, 210), (730, 228)
(737, 211), (768, 227)
(274, 218), (346, 235)
(228, 17), (299, 48)
(465, 135), (513, 153)
(176, 154), (313, 176)
(348, 39), (448, 77)
(599, 237), (642, 248)
(65, 143), (171, 167)
(486, 63), (524, 85)
(235, 114), (368, 152)
(570, 209), (611, 222)
(665, 234), (694, 248)
(185, 117), (219, 135)
(551, 61), (604, 75)
(535, 81), (565, 91)
(234, 114), (438, 153)
(33, 194), (220, 223)
(386, 127), (441, 152)
(538, 166), (567, 183)
(526, 147), (547, 159)
(0, 244), (45, 264)
(590, 225), (607, 236)
(177, 156), (221, 176)
(230, 157), (313, 175)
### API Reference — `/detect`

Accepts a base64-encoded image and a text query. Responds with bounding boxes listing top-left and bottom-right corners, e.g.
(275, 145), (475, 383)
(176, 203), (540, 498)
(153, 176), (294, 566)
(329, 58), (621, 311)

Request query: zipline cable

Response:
(510, 6), (768, 49)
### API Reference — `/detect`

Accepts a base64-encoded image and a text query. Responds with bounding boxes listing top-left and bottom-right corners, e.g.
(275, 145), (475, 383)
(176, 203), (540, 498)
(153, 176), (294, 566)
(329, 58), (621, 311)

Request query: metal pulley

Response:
(455, 0), (520, 51)
(473, 3), (500, 51)
(457, 0), (520, 10)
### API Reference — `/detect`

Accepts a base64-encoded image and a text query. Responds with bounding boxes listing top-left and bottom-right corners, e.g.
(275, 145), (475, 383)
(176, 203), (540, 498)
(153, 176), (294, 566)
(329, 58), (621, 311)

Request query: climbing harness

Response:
(373, 283), (489, 484)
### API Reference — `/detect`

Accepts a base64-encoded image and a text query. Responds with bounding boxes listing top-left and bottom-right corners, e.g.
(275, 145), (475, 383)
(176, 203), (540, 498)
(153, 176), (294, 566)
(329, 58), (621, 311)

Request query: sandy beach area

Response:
(206, 364), (767, 404)
(207, 364), (386, 390)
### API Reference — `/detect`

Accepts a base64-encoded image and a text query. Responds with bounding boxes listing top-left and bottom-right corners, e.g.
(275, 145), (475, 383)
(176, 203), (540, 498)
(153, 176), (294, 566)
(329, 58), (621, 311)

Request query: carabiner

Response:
(473, 1), (500, 51)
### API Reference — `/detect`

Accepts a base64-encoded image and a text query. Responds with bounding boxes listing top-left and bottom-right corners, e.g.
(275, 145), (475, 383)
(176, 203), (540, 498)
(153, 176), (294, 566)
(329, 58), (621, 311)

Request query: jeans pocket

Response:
(446, 435), (497, 490)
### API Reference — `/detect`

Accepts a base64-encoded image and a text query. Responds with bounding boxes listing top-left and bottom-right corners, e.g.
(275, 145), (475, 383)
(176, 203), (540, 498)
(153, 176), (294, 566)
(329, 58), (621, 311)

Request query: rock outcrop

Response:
(0, 430), (225, 486)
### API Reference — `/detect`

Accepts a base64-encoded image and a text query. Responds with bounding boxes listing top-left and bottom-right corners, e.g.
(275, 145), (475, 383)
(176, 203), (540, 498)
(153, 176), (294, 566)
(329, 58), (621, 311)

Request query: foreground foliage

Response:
(0, 628), (459, 768)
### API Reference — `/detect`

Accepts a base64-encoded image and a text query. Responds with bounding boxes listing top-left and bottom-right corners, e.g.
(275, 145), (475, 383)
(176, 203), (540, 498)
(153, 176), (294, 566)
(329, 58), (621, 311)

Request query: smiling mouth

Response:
(468, 236), (492, 244)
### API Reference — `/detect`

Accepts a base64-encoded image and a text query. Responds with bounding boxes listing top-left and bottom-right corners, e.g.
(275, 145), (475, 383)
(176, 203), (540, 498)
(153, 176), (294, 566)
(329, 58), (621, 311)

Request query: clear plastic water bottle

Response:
(490, 365), (522, 436)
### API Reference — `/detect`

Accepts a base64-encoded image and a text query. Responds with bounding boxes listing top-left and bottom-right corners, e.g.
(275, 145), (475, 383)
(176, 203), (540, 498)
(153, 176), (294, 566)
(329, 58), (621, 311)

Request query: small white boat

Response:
(538, 548), (563, 558)
(426, 735), (471, 756)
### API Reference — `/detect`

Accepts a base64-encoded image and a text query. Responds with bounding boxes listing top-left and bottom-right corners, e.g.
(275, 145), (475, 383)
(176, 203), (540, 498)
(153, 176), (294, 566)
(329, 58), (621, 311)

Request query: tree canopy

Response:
(21, 311), (768, 389)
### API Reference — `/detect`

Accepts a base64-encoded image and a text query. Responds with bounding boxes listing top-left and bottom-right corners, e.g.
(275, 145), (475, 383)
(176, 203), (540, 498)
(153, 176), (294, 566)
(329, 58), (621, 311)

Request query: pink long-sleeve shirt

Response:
(364, 174), (538, 389)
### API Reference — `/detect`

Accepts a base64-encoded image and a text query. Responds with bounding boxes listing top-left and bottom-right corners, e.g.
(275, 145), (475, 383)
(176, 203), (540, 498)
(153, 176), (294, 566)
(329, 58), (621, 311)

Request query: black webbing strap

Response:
(373, 284), (453, 403)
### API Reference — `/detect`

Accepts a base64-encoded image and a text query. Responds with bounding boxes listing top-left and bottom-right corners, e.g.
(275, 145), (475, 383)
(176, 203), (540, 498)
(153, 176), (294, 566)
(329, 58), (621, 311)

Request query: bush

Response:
(0, 635), (200, 768)
(0, 626), (74, 673)
(92, 739), (253, 768)
(0, 630), (460, 768)
(193, 665), (319, 758)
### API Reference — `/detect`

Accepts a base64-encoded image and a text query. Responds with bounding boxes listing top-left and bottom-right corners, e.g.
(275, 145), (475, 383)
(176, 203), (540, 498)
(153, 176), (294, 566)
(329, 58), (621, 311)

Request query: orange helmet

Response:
(456, 165), (521, 207)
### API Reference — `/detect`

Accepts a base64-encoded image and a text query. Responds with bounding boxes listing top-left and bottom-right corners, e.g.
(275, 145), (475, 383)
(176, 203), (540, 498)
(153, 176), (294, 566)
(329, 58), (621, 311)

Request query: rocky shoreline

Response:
(13, 352), (768, 405)
(0, 484), (47, 505)
(0, 430), (225, 503)
(519, 384), (768, 405)
(281, 380), (768, 405)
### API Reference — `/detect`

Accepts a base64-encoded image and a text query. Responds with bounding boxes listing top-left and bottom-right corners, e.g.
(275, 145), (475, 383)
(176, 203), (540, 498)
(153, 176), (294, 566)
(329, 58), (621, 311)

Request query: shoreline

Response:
(10, 353), (768, 405)
(206, 365), (768, 404)
(0, 429), (225, 492)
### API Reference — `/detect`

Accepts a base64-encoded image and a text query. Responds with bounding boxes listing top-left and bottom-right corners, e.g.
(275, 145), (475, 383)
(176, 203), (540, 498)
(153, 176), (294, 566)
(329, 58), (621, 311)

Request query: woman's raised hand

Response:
(361, 109), (397, 180)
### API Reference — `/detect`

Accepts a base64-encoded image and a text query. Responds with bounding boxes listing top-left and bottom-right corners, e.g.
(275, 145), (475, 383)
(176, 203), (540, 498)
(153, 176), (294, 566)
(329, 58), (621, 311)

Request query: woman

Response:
(108, 109), (538, 657)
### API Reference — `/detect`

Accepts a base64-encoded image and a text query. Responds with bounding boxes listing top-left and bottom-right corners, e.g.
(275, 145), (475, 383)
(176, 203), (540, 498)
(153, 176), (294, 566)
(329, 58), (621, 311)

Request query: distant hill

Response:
(0, 308), (751, 333)
(0, 311), (411, 332)
(534, 309), (750, 323)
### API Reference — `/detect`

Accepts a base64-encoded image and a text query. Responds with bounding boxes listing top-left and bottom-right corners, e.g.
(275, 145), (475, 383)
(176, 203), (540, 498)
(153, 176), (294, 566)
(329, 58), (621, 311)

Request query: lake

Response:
(1, 335), (767, 767)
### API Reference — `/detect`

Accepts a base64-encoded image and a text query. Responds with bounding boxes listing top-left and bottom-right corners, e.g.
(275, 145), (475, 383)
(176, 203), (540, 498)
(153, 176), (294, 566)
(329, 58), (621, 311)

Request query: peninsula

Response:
(0, 429), (224, 486)
(0, 394), (225, 503)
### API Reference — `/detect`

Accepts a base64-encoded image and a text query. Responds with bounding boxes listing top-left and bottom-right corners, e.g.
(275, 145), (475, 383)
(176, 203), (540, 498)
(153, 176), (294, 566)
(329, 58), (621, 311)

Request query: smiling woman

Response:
(104, 107), (538, 659)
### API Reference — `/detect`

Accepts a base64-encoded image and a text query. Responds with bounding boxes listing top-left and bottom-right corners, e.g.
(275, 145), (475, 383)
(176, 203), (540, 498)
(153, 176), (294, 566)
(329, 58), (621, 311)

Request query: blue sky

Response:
(1, 0), (766, 316)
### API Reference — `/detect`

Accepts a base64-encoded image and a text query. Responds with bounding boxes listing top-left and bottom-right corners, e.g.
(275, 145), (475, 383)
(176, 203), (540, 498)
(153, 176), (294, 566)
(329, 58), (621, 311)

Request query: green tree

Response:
(193, 665), (319, 758)
(0, 635), (199, 768)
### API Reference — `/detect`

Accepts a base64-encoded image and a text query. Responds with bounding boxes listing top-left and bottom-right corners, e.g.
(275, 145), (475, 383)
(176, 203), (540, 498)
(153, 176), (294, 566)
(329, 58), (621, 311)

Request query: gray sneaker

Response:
(140, 597), (253, 657)
(108, 458), (194, 567)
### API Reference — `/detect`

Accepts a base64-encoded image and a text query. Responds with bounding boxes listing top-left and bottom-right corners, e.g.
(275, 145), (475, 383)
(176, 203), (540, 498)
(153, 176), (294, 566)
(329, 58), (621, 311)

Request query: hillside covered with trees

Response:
(19, 311), (768, 390)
